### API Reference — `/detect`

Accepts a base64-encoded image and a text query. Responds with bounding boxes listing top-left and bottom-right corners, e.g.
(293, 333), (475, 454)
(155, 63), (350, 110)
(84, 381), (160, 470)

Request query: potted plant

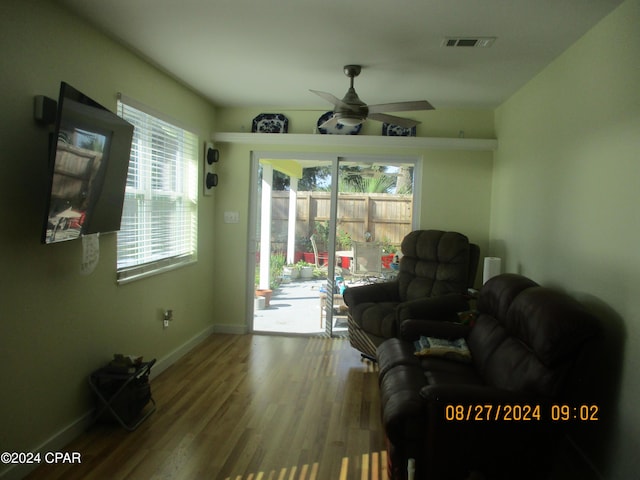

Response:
(337, 228), (353, 269)
(380, 238), (398, 269)
(295, 235), (309, 264)
(296, 260), (314, 279)
(299, 235), (315, 264)
(283, 263), (300, 281)
(255, 288), (272, 307)
(337, 228), (353, 250)
(380, 238), (397, 254)
(269, 252), (285, 289)
(255, 273), (273, 307)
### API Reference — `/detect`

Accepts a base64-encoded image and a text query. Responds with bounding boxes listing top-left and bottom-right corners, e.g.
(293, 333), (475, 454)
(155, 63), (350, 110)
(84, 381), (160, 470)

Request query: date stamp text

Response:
(444, 404), (599, 422)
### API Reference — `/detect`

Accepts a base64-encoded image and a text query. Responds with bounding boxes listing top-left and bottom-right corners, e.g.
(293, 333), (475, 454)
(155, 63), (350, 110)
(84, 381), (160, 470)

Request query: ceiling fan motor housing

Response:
(338, 65), (367, 123)
(337, 87), (368, 119)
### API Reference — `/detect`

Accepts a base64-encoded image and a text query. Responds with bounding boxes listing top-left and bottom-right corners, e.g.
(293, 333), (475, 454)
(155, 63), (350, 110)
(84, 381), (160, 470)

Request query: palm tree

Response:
(394, 166), (413, 194)
(338, 174), (396, 193)
(338, 164), (413, 194)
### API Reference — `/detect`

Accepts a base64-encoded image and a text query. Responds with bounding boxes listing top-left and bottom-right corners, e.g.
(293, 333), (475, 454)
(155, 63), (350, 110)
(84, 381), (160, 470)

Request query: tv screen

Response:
(42, 82), (134, 244)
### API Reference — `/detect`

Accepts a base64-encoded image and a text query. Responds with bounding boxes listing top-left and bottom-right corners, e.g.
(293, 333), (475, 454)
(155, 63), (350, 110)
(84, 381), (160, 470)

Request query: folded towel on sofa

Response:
(413, 336), (472, 363)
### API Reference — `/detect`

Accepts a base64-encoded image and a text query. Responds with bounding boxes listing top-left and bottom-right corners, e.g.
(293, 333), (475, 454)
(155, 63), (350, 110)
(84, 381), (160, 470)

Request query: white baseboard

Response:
(212, 323), (249, 335)
(0, 324), (223, 480)
(150, 324), (217, 378)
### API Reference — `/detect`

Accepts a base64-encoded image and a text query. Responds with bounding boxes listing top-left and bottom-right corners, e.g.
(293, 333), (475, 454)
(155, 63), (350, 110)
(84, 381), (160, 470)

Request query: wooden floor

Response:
(26, 334), (387, 480)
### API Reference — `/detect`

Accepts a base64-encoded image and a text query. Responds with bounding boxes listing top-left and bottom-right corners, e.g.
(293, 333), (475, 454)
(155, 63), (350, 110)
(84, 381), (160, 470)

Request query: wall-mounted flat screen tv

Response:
(41, 82), (134, 244)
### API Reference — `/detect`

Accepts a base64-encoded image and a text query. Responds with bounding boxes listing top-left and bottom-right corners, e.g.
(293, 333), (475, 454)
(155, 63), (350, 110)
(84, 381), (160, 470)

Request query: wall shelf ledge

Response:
(211, 132), (497, 151)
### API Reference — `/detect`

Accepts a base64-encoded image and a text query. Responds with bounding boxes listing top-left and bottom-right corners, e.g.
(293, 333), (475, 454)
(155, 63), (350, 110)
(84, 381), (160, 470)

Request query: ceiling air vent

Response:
(442, 37), (496, 48)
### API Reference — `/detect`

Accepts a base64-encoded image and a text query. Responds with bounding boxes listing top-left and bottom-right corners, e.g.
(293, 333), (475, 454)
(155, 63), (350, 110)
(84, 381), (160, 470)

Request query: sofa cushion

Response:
(477, 273), (538, 321)
(479, 333), (560, 396)
(469, 285), (598, 397)
(378, 338), (482, 387)
(505, 287), (597, 368)
(422, 357), (483, 386)
(466, 314), (509, 372)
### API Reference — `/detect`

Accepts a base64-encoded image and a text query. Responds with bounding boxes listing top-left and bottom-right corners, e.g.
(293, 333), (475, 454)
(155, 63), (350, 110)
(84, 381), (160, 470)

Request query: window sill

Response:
(117, 254), (196, 285)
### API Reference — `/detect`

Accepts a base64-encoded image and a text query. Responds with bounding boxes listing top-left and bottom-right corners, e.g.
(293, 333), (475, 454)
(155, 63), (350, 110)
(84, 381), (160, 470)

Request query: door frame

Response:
(246, 150), (422, 334)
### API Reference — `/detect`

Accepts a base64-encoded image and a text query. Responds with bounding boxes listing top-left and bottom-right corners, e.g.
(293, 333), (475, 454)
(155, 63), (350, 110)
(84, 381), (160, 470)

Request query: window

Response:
(116, 94), (198, 284)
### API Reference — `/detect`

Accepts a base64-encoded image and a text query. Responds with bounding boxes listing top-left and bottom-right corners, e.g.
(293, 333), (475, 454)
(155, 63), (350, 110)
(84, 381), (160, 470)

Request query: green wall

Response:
(0, 0), (217, 471)
(491, 0), (640, 477)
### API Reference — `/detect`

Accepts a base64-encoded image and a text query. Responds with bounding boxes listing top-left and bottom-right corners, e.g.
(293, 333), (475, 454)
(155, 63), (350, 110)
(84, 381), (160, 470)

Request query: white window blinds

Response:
(116, 94), (198, 283)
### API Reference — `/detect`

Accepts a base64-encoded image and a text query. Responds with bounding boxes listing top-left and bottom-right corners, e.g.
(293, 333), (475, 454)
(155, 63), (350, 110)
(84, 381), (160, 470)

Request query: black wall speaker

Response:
(206, 147), (219, 165)
(206, 172), (218, 188)
(204, 143), (219, 195)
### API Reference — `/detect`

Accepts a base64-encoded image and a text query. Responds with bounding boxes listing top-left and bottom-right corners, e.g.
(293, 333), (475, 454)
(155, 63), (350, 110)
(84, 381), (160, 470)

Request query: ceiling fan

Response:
(310, 65), (434, 130)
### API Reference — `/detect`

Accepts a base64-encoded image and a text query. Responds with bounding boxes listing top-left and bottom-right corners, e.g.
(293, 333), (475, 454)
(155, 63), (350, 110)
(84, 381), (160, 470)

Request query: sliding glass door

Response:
(248, 152), (420, 337)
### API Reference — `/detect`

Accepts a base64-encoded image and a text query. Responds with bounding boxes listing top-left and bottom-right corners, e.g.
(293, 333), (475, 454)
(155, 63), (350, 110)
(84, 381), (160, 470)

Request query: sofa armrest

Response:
(396, 293), (470, 322)
(382, 388), (429, 444)
(400, 319), (471, 342)
(343, 280), (399, 307)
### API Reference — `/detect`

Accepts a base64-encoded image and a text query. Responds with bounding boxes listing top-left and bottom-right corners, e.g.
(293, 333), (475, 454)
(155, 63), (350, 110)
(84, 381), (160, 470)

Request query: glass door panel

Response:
(336, 158), (415, 291)
(250, 152), (418, 338)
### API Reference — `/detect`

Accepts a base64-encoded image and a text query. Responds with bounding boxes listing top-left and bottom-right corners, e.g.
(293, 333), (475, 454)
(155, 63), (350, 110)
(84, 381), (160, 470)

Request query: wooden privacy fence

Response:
(269, 191), (413, 252)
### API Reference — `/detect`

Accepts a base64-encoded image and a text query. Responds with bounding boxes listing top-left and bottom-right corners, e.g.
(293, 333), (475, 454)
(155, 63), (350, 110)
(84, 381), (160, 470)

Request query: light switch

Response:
(224, 211), (239, 224)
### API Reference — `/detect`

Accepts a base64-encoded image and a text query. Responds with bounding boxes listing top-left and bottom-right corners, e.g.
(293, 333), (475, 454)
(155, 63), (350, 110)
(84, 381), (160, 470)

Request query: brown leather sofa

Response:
(376, 273), (599, 480)
(344, 230), (479, 359)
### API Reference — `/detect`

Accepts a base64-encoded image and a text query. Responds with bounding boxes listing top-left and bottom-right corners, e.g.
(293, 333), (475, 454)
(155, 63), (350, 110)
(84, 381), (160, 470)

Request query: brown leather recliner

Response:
(377, 273), (599, 480)
(344, 230), (480, 359)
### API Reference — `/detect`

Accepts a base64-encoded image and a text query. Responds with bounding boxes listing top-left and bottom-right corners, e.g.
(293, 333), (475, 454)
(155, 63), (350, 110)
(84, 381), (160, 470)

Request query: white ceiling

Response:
(57, 0), (622, 110)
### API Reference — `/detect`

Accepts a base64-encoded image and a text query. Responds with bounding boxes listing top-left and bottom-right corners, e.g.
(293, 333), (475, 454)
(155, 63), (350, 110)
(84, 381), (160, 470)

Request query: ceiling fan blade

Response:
(309, 89), (342, 106)
(367, 100), (434, 114)
(318, 114), (340, 130)
(310, 89), (359, 112)
(368, 113), (420, 128)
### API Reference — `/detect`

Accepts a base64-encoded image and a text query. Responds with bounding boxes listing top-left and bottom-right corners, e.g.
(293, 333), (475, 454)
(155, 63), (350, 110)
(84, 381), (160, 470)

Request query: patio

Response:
(253, 278), (349, 335)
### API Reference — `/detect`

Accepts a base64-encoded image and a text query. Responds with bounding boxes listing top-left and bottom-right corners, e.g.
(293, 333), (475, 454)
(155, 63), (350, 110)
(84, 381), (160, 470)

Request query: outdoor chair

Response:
(344, 230), (480, 360)
(310, 234), (329, 270)
(351, 241), (383, 283)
